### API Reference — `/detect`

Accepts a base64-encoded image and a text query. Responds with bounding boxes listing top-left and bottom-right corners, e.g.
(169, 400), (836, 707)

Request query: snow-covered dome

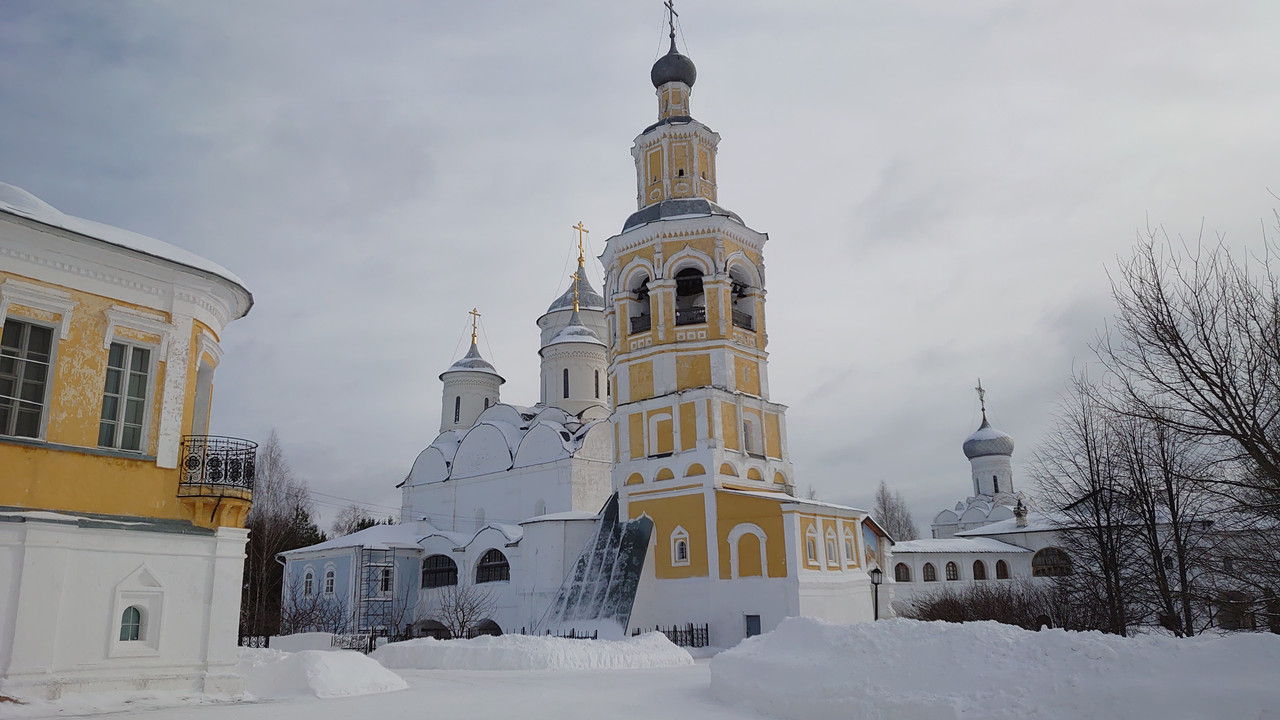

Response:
(544, 311), (605, 348)
(440, 342), (504, 382)
(546, 262), (605, 313)
(962, 416), (1014, 459)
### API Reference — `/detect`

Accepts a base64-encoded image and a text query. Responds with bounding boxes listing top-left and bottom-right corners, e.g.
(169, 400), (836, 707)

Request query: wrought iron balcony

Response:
(630, 314), (652, 333)
(732, 310), (755, 331)
(675, 307), (706, 326)
(179, 435), (256, 496)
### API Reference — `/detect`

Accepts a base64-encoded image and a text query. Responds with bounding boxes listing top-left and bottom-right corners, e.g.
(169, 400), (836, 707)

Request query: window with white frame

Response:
(99, 342), (152, 451)
(303, 570), (314, 596)
(843, 529), (856, 564)
(324, 568), (335, 594)
(805, 525), (819, 563)
(0, 319), (55, 439)
(119, 606), (144, 642)
(671, 526), (690, 567)
(380, 566), (394, 594)
(825, 528), (839, 566)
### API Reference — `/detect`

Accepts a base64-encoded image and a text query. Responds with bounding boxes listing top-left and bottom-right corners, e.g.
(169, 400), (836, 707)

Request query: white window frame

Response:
(99, 339), (158, 452)
(805, 525), (819, 563)
(670, 526), (690, 567)
(825, 527), (840, 567)
(0, 316), (59, 440)
(303, 569), (315, 597)
(324, 566), (336, 595)
(379, 566), (395, 596)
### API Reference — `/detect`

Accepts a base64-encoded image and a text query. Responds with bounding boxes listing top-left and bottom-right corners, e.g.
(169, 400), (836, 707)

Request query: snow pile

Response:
(240, 648), (407, 700)
(710, 617), (1280, 720)
(371, 632), (694, 671)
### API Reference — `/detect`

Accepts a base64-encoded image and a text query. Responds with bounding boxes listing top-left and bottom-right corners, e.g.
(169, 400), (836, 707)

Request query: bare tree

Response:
(873, 481), (920, 541)
(331, 503), (381, 537)
(279, 574), (354, 635)
(241, 430), (324, 637)
(431, 584), (498, 639)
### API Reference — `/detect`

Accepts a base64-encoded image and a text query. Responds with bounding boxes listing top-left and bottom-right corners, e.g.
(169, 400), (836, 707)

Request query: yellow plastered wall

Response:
(716, 491), (787, 579)
(630, 493), (709, 579)
(735, 356), (761, 396)
(679, 402), (698, 451)
(0, 274), (241, 529)
(629, 360), (654, 401)
(720, 402), (739, 451)
(648, 409), (674, 455)
(676, 354), (710, 390)
(822, 518), (840, 567)
(628, 413), (644, 460)
(764, 412), (782, 458)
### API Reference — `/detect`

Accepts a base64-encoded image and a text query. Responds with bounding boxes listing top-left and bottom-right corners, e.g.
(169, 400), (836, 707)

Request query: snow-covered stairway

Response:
(537, 494), (653, 638)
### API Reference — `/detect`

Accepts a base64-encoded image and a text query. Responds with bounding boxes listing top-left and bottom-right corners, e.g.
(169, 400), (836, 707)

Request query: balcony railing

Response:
(675, 307), (706, 326)
(179, 435), (256, 495)
(732, 310), (755, 331)
(630, 314), (652, 334)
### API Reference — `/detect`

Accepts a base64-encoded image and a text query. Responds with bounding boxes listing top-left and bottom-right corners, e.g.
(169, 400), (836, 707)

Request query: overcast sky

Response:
(3, 1), (1278, 532)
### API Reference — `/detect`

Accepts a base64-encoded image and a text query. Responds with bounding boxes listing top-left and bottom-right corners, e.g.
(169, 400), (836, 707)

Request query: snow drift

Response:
(239, 648), (407, 699)
(371, 631), (694, 671)
(710, 617), (1280, 720)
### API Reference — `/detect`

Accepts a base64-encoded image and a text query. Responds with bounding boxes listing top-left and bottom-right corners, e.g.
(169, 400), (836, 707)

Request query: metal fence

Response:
(238, 635), (270, 649)
(632, 623), (710, 648)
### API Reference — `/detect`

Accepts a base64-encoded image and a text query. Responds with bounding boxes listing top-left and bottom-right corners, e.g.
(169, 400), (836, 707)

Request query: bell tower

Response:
(603, 5), (794, 514)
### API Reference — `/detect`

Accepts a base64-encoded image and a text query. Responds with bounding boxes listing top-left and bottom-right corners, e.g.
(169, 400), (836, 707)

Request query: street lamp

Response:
(869, 566), (884, 620)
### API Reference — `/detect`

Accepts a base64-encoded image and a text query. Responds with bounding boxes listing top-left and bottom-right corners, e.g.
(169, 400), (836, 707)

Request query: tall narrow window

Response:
(324, 569), (335, 594)
(484, 397), (490, 409)
(380, 566), (394, 594)
(99, 342), (151, 451)
(594, 370), (600, 399)
(563, 368), (569, 399)
(454, 396), (461, 423)
(304, 570), (314, 596)
(0, 319), (54, 438)
(993, 475), (1000, 494)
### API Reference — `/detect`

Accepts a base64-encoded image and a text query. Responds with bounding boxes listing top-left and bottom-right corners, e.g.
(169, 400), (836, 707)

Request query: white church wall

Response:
(0, 519), (247, 699)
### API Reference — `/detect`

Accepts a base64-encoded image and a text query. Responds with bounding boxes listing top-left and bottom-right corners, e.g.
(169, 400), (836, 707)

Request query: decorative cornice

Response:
(0, 278), (76, 339)
(104, 305), (173, 355)
(195, 329), (223, 367)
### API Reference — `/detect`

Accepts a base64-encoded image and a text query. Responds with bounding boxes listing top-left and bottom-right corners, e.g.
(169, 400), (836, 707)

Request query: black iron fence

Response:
(179, 435), (257, 493)
(675, 307), (706, 326)
(630, 314), (652, 333)
(238, 635), (270, 649)
(731, 310), (755, 330)
(632, 623), (710, 648)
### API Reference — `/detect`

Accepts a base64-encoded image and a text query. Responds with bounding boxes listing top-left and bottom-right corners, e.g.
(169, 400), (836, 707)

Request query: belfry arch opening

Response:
(728, 265), (756, 331)
(628, 274), (651, 334)
(674, 267), (705, 326)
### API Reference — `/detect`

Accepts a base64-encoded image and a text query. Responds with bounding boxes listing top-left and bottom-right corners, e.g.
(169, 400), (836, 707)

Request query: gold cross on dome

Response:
(572, 221), (589, 266)
(469, 308), (481, 345)
(570, 271), (581, 312)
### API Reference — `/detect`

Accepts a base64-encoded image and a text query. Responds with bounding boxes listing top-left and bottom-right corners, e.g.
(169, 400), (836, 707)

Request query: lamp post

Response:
(869, 566), (884, 620)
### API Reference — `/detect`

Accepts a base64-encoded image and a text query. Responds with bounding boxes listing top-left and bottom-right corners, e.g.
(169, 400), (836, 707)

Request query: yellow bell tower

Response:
(603, 7), (796, 554)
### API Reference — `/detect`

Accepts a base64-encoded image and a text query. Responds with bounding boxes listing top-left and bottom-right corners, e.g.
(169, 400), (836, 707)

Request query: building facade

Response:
(0, 183), (255, 699)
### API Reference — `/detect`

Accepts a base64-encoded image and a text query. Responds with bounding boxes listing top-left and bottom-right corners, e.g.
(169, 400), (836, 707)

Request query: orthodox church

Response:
(281, 15), (892, 646)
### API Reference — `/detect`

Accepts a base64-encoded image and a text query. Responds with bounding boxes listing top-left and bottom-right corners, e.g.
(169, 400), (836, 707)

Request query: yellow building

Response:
(0, 182), (255, 699)
(602, 26), (892, 641)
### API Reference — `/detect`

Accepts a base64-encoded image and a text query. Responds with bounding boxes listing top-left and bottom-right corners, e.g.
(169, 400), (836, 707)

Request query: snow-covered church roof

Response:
(405, 402), (611, 486)
(892, 537), (1032, 554)
(546, 261), (605, 313)
(0, 181), (249, 293)
(962, 414), (1015, 459)
(440, 342), (504, 382)
(544, 310), (605, 348)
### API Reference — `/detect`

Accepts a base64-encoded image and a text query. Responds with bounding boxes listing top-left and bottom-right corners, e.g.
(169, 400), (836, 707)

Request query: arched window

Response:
(973, 560), (987, 581)
(674, 267), (705, 325)
(563, 368), (570, 398)
(119, 606), (144, 642)
(484, 397), (490, 409)
(628, 274), (651, 334)
(825, 528), (839, 566)
(993, 475), (1000, 494)
(1032, 548), (1073, 577)
(728, 265), (756, 331)
(843, 530), (856, 564)
(454, 396), (461, 423)
(946, 562), (960, 581)
(923, 563), (937, 582)
(894, 563), (911, 582)
(324, 568), (335, 594)
(671, 526), (690, 567)
(805, 525), (819, 563)
(594, 370), (600, 399)
(475, 549), (510, 583)
(303, 570), (314, 596)
(996, 559), (1010, 579)
(421, 555), (459, 588)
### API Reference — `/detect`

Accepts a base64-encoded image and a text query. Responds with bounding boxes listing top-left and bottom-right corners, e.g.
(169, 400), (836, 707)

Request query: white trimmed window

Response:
(379, 566), (394, 594)
(825, 528), (839, 567)
(324, 568), (335, 595)
(99, 342), (153, 451)
(805, 525), (819, 563)
(843, 529), (857, 565)
(303, 570), (314, 596)
(119, 606), (145, 642)
(0, 318), (55, 439)
(671, 526), (690, 567)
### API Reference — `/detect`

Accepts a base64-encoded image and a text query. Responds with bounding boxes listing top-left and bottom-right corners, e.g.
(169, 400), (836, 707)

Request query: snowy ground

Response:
(6, 622), (1280, 720)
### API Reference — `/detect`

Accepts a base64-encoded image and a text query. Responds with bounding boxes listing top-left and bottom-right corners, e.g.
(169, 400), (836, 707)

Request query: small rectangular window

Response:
(563, 368), (569, 399)
(454, 396), (461, 423)
(0, 319), (55, 439)
(99, 342), (151, 451)
(594, 370), (600, 399)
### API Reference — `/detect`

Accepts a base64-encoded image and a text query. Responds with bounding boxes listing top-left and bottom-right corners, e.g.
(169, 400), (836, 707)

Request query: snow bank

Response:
(371, 631), (694, 671)
(239, 648), (407, 700)
(269, 632), (340, 653)
(710, 617), (1280, 720)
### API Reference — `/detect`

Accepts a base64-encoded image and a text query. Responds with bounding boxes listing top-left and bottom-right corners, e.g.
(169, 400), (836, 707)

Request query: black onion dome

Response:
(651, 45), (697, 88)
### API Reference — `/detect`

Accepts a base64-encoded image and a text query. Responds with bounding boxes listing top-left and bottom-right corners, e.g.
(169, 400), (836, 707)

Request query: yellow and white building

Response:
(0, 182), (255, 699)
(604, 36), (891, 641)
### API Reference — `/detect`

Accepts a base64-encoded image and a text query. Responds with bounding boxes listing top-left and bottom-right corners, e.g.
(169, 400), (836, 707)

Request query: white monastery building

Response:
(281, 15), (893, 647)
